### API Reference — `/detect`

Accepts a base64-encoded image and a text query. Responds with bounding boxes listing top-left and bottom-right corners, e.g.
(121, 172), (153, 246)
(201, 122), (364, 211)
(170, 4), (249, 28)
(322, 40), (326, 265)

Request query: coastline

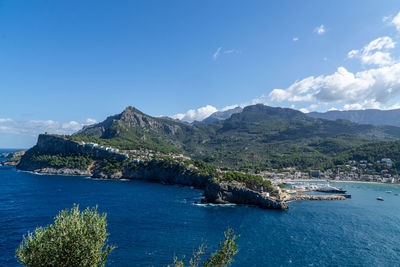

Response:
(331, 180), (400, 186)
(280, 178), (400, 186)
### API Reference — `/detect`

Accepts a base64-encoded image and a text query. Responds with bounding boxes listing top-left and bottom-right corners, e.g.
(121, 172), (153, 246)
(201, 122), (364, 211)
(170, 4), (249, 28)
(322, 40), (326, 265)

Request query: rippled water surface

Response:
(1, 149), (400, 266)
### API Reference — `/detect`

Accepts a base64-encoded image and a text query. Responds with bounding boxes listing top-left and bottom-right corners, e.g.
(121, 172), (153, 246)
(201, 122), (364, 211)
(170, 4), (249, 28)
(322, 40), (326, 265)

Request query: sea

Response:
(1, 148), (400, 266)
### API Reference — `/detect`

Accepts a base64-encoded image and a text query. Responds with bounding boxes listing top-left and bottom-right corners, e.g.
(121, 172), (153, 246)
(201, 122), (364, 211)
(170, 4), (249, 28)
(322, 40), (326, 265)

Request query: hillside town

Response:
(261, 158), (399, 184)
(82, 142), (191, 162)
(84, 141), (400, 185)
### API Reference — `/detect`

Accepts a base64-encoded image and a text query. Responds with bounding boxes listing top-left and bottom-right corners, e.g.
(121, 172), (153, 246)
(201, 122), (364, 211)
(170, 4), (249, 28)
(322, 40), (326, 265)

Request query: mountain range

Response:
(74, 104), (400, 171)
(199, 106), (400, 127)
(298, 109), (400, 127)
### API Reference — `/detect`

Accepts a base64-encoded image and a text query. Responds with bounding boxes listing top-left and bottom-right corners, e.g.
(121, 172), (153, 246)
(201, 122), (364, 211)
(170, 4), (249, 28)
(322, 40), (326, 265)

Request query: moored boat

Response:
(316, 184), (347, 194)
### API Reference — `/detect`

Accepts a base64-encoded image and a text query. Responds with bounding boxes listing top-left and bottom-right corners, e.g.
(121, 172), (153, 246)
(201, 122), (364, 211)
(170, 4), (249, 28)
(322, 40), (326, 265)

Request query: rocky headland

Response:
(0, 150), (26, 166)
(12, 134), (289, 210)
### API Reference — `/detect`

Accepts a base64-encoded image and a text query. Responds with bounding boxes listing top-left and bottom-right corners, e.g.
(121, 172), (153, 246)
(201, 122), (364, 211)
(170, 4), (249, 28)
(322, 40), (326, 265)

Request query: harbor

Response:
(274, 181), (351, 202)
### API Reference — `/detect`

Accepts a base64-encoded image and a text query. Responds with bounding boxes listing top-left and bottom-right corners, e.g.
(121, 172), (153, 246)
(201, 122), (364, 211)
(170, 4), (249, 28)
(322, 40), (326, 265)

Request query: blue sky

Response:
(1, 0), (400, 148)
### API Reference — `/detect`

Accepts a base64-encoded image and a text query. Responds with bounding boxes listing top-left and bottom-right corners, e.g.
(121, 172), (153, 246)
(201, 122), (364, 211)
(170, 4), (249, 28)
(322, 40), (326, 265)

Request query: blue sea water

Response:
(1, 149), (400, 266)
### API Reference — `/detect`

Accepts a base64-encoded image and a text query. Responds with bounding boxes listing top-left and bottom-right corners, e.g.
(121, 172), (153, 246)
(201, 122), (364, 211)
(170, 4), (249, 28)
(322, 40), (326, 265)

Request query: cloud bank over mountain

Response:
(0, 118), (97, 136)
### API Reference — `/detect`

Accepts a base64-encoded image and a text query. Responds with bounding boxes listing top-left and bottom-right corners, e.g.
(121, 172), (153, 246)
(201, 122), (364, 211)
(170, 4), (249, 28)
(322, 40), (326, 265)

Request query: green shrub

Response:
(16, 205), (115, 267)
(221, 171), (273, 192)
(188, 160), (218, 177)
(170, 228), (238, 267)
(101, 158), (124, 173)
(31, 153), (93, 170)
(202, 228), (238, 267)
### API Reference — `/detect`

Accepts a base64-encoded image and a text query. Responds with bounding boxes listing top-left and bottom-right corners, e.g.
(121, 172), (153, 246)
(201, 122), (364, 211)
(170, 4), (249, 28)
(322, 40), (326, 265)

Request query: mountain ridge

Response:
(199, 106), (243, 124)
(308, 108), (400, 127)
(71, 104), (400, 170)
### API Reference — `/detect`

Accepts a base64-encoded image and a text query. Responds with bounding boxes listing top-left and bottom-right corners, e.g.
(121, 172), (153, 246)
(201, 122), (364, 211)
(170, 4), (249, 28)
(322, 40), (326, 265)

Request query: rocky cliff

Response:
(34, 134), (126, 160)
(202, 182), (288, 209)
(92, 161), (210, 189)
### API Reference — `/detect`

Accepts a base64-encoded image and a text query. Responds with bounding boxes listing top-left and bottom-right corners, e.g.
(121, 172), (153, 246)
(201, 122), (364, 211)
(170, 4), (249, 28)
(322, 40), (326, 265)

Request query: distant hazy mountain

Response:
(199, 107), (243, 124)
(308, 109), (400, 127)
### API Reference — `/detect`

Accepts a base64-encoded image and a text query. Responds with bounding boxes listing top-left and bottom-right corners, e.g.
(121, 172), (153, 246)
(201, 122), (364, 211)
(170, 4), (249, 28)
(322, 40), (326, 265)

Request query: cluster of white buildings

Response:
(320, 158), (398, 183)
(125, 149), (191, 161)
(260, 170), (309, 180)
(82, 142), (129, 159)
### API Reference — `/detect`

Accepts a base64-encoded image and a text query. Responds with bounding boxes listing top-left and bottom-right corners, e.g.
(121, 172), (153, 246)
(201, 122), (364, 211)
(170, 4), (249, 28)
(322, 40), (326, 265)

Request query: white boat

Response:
(376, 197), (384, 201)
(316, 184), (347, 193)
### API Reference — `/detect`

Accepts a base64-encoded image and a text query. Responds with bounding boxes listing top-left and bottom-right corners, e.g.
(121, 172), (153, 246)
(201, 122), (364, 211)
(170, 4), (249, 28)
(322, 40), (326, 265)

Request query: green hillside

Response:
(71, 104), (400, 171)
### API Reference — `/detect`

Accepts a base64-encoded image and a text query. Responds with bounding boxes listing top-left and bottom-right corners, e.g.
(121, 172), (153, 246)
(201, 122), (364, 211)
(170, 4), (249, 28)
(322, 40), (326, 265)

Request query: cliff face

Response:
(34, 134), (126, 160)
(17, 134), (126, 173)
(203, 182), (289, 210)
(93, 166), (210, 189)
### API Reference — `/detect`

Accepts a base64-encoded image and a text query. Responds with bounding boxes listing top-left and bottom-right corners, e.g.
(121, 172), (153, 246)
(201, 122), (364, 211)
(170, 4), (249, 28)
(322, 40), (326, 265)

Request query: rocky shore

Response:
(16, 161), (287, 210)
(0, 150), (26, 166)
(29, 167), (92, 176)
(202, 182), (289, 209)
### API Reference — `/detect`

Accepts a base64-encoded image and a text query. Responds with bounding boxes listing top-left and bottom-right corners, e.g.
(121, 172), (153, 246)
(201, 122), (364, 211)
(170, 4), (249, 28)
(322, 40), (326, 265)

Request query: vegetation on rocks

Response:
(30, 153), (93, 170)
(100, 158), (125, 173)
(219, 171), (273, 192)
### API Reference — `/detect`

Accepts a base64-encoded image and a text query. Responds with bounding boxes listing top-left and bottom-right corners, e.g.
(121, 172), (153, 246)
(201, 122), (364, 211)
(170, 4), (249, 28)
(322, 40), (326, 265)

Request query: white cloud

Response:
(224, 49), (240, 54)
(83, 118), (98, 125)
(348, 37), (395, 66)
(221, 104), (239, 111)
(292, 37), (299, 42)
(213, 47), (222, 60)
(299, 108), (309, 113)
(343, 100), (381, 110)
(0, 118), (13, 123)
(391, 11), (400, 32)
(314, 25), (326, 35)
(383, 15), (391, 23)
(248, 94), (268, 105)
(270, 63), (400, 105)
(171, 105), (218, 122)
(385, 103), (400, 110)
(171, 94), (271, 122)
(347, 50), (359, 58)
(269, 33), (400, 111)
(212, 47), (239, 60)
(0, 118), (97, 136)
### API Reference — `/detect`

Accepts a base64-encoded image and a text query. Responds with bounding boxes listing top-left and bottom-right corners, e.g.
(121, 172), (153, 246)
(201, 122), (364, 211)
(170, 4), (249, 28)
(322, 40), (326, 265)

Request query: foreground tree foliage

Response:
(170, 228), (239, 267)
(15, 205), (115, 267)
